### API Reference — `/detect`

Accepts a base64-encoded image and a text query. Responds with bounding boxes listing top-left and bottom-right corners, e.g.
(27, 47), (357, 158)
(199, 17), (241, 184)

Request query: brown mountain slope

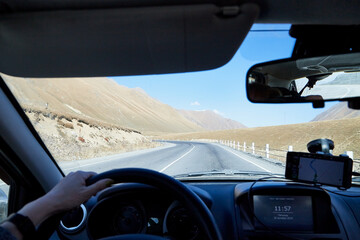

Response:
(163, 117), (360, 160)
(2, 75), (203, 134)
(312, 102), (360, 121)
(178, 109), (246, 130)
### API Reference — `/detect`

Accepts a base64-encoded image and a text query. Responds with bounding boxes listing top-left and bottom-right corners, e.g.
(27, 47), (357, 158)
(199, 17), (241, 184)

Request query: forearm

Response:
(0, 194), (58, 240)
(17, 195), (59, 227)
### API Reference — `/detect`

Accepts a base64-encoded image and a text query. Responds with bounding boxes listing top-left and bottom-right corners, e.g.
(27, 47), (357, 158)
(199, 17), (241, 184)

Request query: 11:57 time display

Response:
(274, 206), (292, 212)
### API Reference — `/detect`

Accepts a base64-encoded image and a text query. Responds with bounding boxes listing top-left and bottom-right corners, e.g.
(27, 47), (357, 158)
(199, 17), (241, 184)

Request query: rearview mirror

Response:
(246, 53), (360, 108)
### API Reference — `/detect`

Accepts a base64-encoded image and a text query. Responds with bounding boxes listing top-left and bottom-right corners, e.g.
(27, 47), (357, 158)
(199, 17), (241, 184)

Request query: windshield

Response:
(2, 24), (360, 181)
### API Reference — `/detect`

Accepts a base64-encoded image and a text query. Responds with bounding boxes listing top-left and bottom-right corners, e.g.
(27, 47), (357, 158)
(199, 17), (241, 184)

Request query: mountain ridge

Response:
(178, 109), (246, 130)
(312, 102), (360, 121)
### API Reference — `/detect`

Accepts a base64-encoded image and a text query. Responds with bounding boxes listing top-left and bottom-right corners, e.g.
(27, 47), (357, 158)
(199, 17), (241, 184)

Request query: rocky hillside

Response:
(178, 109), (246, 130)
(2, 74), (250, 161)
(24, 108), (158, 161)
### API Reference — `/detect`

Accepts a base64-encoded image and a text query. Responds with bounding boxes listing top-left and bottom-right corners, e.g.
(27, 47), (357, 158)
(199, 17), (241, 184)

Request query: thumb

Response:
(85, 178), (114, 196)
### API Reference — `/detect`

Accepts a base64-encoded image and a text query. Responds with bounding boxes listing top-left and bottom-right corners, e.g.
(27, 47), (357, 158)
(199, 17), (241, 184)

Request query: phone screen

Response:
(285, 152), (352, 188)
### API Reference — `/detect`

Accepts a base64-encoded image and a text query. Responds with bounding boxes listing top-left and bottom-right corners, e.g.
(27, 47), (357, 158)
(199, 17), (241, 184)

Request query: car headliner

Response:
(0, 0), (360, 78)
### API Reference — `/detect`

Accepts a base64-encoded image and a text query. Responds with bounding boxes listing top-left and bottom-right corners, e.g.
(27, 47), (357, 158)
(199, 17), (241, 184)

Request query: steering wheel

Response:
(86, 168), (223, 240)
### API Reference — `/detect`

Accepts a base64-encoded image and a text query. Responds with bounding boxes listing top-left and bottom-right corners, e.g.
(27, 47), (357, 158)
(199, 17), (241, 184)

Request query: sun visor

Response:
(0, 3), (259, 77)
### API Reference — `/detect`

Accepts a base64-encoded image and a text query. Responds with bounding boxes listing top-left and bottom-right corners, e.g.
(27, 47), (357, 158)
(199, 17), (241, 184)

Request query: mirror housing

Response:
(246, 53), (360, 108)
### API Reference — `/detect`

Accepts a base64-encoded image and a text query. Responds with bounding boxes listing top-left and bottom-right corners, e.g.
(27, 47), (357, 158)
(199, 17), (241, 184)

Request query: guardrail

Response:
(217, 139), (360, 172)
(217, 140), (290, 161)
(157, 138), (359, 171)
(182, 139), (358, 164)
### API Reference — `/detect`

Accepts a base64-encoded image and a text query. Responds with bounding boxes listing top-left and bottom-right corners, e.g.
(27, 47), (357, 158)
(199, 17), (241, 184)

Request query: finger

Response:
(85, 178), (113, 196)
(76, 171), (97, 180)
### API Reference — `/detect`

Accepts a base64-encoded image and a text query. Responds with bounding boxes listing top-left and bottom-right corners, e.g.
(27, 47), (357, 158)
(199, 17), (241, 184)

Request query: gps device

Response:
(285, 152), (353, 188)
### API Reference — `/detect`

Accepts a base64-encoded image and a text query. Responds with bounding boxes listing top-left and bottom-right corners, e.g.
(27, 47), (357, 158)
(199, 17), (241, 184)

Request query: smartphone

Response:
(285, 152), (353, 188)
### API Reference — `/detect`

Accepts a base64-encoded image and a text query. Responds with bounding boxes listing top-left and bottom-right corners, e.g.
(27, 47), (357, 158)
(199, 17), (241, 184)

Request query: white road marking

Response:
(218, 145), (270, 172)
(61, 143), (176, 172)
(160, 144), (195, 172)
(340, 86), (351, 98)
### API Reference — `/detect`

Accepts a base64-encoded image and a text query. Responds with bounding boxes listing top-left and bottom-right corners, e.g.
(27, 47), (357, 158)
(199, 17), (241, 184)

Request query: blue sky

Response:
(113, 24), (337, 128)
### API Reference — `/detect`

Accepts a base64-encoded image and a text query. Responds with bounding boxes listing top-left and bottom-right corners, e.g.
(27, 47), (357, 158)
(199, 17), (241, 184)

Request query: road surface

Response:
(59, 141), (284, 176)
(0, 141), (285, 196)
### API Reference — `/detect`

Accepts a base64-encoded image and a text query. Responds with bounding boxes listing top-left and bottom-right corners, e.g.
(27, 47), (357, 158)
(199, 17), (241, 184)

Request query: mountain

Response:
(178, 110), (246, 130)
(312, 102), (360, 121)
(2, 75), (203, 134)
(163, 117), (360, 160)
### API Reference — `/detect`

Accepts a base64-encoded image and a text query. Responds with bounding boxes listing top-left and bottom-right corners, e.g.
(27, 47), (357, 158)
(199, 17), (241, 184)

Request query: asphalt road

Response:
(0, 141), (284, 198)
(59, 141), (284, 176)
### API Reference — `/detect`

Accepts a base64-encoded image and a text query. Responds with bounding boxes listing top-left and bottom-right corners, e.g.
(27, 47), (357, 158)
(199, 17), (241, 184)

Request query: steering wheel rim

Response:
(86, 168), (223, 240)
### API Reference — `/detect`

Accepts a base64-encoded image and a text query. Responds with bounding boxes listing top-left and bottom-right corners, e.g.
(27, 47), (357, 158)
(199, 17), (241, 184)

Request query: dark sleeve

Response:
(0, 226), (17, 240)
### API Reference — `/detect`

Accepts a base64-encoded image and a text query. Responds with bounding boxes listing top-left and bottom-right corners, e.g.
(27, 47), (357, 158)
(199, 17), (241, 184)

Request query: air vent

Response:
(60, 204), (87, 233)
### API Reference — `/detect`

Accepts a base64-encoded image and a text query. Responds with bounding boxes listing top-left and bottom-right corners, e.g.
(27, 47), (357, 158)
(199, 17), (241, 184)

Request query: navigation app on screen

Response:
(298, 157), (344, 185)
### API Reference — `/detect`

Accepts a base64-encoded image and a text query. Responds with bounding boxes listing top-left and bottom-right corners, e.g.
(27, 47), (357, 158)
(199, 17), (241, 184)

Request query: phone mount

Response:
(307, 138), (334, 154)
(285, 139), (352, 189)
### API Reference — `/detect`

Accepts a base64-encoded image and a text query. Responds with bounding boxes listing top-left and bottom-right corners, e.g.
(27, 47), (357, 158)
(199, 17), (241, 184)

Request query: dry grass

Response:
(162, 117), (360, 160)
(23, 107), (160, 161)
(23, 106), (140, 134)
(57, 120), (74, 129)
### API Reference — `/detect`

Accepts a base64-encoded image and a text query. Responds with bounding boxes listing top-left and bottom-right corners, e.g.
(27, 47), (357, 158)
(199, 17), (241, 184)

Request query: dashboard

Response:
(57, 181), (360, 240)
(86, 185), (204, 239)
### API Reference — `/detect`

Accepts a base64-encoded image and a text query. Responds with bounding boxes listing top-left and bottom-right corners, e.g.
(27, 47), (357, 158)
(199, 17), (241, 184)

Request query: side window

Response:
(0, 179), (9, 222)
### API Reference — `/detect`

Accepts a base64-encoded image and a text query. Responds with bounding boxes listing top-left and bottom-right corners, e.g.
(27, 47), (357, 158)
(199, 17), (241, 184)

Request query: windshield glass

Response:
(2, 24), (360, 180)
